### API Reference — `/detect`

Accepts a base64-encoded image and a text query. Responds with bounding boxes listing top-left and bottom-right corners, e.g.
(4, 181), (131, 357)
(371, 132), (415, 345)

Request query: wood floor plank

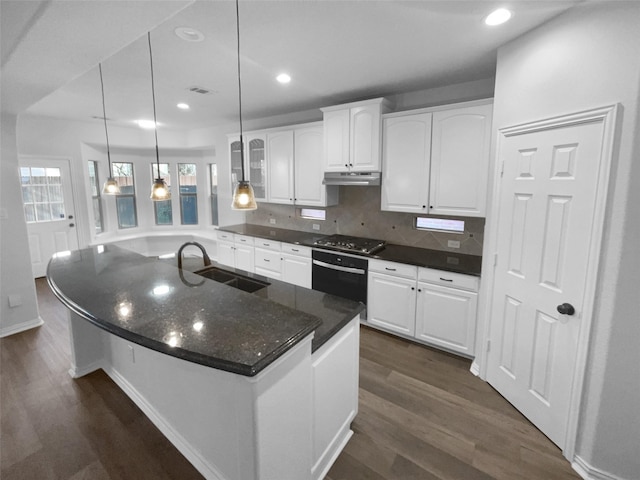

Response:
(0, 279), (581, 480)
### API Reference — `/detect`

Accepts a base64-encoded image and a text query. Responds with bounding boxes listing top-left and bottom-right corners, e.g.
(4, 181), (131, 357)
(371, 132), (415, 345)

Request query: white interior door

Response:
(486, 110), (613, 450)
(20, 158), (79, 278)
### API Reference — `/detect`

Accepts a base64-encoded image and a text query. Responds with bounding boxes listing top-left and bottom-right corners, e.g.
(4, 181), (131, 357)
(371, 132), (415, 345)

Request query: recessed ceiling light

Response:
(485, 8), (512, 26)
(174, 26), (205, 42)
(177, 103), (190, 110)
(276, 73), (291, 84)
(136, 119), (157, 129)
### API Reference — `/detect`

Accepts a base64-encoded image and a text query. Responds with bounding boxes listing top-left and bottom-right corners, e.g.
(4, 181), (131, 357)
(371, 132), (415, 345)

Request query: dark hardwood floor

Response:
(0, 279), (581, 479)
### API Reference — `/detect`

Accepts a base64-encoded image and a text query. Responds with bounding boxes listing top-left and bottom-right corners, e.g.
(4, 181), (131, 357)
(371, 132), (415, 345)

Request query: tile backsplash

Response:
(246, 186), (485, 256)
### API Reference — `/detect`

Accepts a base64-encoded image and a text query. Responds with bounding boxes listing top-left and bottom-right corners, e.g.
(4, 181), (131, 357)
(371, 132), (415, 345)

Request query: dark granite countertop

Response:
(218, 224), (324, 246)
(47, 245), (364, 377)
(373, 245), (482, 276)
(218, 224), (482, 276)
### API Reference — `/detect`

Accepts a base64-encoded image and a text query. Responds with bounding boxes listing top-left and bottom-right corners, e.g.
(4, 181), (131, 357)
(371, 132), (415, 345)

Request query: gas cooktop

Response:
(313, 234), (386, 255)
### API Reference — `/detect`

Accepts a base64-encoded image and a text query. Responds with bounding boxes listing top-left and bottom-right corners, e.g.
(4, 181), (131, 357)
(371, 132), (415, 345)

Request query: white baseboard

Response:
(0, 316), (44, 338)
(104, 365), (227, 480)
(68, 360), (103, 379)
(573, 455), (630, 480)
(470, 360), (480, 376)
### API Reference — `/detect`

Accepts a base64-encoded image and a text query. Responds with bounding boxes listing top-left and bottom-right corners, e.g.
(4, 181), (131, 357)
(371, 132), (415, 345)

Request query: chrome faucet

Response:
(177, 242), (212, 270)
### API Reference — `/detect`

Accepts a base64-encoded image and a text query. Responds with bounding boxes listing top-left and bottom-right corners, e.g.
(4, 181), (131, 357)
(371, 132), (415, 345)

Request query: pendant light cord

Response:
(236, 0), (246, 183)
(98, 63), (112, 174)
(147, 32), (161, 179)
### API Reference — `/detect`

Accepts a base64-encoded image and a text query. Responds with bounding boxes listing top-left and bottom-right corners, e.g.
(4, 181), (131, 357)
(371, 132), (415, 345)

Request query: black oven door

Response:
(312, 250), (368, 303)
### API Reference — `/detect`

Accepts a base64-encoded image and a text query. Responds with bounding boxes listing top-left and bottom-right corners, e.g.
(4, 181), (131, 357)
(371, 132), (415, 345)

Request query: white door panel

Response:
(20, 158), (79, 278)
(487, 116), (610, 449)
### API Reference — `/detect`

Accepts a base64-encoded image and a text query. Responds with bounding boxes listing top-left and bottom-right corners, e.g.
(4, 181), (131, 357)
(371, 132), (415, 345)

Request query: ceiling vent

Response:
(187, 86), (215, 95)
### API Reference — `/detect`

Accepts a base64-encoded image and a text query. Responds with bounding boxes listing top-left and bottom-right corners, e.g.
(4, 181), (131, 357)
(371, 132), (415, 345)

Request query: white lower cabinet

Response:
(367, 259), (479, 357)
(254, 239), (283, 279)
(282, 244), (312, 289)
(215, 232), (255, 273)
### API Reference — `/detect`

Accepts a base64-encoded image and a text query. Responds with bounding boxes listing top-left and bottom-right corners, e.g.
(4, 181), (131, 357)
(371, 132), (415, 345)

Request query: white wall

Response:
(489, 3), (640, 478)
(0, 113), (41, 336)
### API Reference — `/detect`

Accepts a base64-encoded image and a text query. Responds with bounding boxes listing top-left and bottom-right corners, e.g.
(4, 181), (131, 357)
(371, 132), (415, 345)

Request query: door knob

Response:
(557, 303), (575, 315)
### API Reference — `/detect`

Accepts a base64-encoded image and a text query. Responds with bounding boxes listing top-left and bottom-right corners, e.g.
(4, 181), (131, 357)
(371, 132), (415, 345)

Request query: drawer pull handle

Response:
(263, 243), (269, 246)
(264, 259), (270, 262)
(440, 277), (453, 282)
(292, 248), (299, 252)
(385, 267), (397, 271)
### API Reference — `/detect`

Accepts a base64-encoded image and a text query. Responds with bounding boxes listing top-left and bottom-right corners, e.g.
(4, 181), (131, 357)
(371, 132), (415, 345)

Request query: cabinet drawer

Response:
(255, 239), (281, 251)
(418, 267), (479, 292)
(369, 259), (417, 279)
(281, 243), (311, 257)
(254, 248), (282, 273)
(234, 234), (255, 246)
(216, 231), (234, 242)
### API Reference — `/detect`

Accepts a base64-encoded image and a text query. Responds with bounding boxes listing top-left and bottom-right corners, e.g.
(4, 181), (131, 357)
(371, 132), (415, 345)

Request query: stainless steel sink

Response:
(194, 266), (270, 293)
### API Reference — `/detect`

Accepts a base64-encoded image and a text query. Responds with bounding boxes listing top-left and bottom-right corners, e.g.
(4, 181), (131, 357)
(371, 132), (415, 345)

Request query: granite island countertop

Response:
(218, 224), (482, 276)
(47, 245), (364, 377)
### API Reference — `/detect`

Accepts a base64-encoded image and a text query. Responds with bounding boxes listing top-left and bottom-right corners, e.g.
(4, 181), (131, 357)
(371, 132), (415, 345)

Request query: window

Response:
(20, 166), (66, 223)
(210, 164), (219, 226)
(178, 163), (198, 225)
(87, 161), (104, 233)
(152, 163), (172, 225)
(415, 217), (465, 233)
(112, 162), (137, 228)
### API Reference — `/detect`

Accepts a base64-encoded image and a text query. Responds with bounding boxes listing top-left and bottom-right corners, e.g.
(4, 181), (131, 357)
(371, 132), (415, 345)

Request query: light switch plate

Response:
(8, 294), (22, 307)
(448, 240), (461, 249)
(312, 224), (320, 231)
(269, 218), (276, 224)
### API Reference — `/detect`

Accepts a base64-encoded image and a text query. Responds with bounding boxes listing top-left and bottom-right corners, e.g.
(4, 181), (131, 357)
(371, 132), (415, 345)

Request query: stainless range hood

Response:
(322, 171), (381, 186)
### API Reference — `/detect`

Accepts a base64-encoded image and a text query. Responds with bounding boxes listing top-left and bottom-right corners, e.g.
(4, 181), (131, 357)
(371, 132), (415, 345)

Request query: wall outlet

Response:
(448, 240), (461, 249)
(269, 218), (276, 225)
(312, 224), (320, 231)
(8, 294), (22, 307)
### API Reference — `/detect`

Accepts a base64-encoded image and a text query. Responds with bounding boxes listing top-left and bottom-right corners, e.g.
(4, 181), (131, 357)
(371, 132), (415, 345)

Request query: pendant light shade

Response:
(231, 180), (257, 210)
(231, 0), (257, 211)
(146, 32), (171, 202)
(98, 64), (120, 195)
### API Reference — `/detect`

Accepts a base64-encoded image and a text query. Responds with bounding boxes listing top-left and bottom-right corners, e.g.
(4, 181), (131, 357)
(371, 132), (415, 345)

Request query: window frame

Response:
(209, 163), (219, 226)
(178, 163), (198, 225)
(87, 160), (104, 234)
(112, 161), (138, 229)
(151, 162), (173, 226)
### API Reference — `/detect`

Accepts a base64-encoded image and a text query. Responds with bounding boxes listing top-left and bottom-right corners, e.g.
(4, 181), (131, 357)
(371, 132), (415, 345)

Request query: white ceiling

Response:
(3, 0), (583, 132)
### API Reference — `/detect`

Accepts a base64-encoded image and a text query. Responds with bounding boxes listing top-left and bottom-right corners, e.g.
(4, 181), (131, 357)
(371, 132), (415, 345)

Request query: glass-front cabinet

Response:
(229, 134), (267, 202)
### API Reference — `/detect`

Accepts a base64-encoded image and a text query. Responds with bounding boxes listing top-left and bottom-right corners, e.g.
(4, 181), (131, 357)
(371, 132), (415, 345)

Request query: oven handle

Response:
(312, 259), (366, 275)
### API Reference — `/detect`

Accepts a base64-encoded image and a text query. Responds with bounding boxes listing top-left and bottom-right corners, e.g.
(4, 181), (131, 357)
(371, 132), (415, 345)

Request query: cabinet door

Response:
(350, 104), (382, 171)
(254, 247), (282, 279)
(247, 134), (267, 201)
(267, 130), (295, 204)
(234, 244), (254, 273)
(415, 282), (477, 356)
(429, 103), (493, 217)
(381, 113), (432, 213)
(282, 253), (311, 288)
(229, 137), (244, 192)
(323, 109), (350, 172)
(294, 126), (326, 206)
(217, 241), (236, 268)
(367, 272), (416, 336)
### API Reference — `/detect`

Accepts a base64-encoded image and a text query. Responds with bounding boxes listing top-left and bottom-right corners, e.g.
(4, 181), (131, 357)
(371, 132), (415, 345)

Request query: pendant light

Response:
(147, 32), (171, 201)
(99, 64), (120, 195)
(231, 0), (257, 210)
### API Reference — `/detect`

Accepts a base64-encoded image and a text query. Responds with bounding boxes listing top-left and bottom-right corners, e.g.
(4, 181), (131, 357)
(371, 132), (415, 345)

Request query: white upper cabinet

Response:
(429, 102), (493, 217)
(322, 98), (391, 172)
(381, 100), (493, 218)
(229, 133), (267, 202)
(381, 112), (432, 213)
(294, 125), (338, 207)
(267, 130), (295, 204)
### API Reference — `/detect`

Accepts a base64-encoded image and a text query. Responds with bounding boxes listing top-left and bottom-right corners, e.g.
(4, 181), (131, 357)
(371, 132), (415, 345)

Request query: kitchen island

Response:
(47, 245), (364, 480)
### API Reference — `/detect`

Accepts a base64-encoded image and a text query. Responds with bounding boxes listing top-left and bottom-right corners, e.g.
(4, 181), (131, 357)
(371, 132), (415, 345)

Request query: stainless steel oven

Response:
(312, 250), (368, 304)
